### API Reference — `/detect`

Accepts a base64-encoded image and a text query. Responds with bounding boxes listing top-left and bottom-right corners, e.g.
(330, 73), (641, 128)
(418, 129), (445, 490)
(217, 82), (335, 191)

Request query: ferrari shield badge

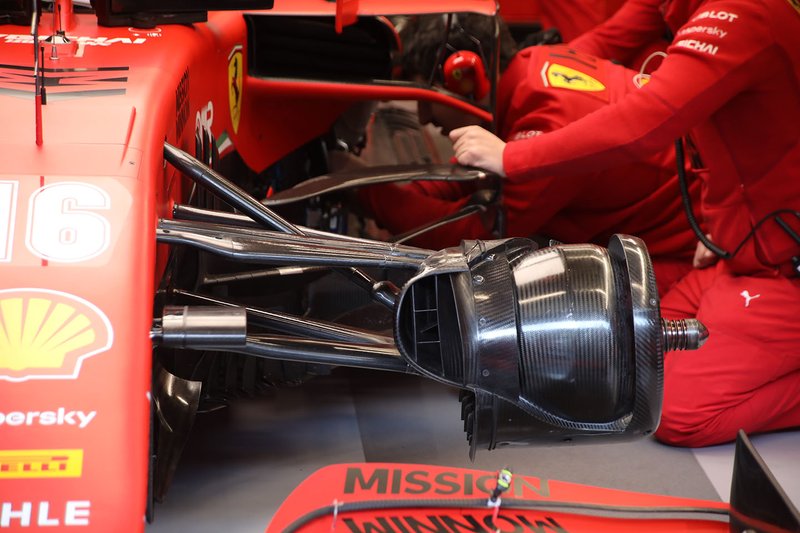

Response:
(228, 46), (243, 134)
(542, 62), (605, 92)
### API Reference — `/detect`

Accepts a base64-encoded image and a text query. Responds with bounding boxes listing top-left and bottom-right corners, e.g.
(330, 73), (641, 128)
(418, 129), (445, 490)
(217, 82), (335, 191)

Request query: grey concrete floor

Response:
(146, 368), (800, 533)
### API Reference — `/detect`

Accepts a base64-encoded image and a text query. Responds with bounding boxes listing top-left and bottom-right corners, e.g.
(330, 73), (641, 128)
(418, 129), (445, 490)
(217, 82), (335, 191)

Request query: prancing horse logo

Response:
(228, 46), (243, 134)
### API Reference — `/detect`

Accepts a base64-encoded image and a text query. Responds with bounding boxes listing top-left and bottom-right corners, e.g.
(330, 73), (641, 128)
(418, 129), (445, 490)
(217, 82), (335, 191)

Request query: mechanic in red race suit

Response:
(448, 0), (800, 447)
(358, 15), (701, 296)
(530, 0), (627, 42)
(568, 0), (673, 72)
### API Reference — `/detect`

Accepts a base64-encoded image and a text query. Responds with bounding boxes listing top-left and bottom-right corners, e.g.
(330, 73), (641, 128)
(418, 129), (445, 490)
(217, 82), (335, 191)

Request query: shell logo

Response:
(0, 288), (113, 382)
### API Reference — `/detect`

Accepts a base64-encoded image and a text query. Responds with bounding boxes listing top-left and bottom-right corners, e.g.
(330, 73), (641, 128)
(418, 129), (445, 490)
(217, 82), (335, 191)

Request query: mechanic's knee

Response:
(654, 418), (703, 447)
(654, 409), (733, 448)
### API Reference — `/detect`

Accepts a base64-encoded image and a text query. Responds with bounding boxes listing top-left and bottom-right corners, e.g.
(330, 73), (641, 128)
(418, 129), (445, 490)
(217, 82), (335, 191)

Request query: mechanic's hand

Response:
(693, 236), (718, 269)
(449, 126), (507, 176)
(362, 218), (392, 241)
(327, 149), (368, 172)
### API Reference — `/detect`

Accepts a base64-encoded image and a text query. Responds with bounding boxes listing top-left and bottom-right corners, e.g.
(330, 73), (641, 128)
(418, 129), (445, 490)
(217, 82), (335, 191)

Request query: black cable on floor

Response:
(282, 496), (730, 532)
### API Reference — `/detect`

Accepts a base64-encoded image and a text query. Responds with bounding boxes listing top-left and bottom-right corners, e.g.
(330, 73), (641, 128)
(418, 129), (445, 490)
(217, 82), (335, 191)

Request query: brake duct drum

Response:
(395, 235), (665, 456)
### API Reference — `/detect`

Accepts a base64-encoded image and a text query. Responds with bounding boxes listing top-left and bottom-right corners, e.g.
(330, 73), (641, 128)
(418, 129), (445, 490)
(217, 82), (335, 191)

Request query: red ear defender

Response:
(442, 50), (490, 100)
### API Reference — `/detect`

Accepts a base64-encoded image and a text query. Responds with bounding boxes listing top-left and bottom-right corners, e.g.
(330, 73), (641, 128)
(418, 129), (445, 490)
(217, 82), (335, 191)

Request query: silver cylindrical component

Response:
(661, 318), (708, 351)
(157, 305), (247, 349)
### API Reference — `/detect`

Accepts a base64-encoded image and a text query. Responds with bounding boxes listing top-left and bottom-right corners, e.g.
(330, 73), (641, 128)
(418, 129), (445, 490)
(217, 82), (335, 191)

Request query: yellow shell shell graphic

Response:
(0, 289), (113, 382)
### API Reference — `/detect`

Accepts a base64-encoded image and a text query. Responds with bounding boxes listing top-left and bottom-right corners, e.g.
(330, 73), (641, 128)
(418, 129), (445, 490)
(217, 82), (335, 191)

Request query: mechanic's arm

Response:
(453, 7), (768, 181)
(568, 0), (667, 65)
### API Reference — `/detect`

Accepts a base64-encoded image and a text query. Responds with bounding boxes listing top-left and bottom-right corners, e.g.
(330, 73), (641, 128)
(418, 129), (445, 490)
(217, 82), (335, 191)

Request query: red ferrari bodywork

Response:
(267, 463), (731, 532)
(0, 0), (494, 530)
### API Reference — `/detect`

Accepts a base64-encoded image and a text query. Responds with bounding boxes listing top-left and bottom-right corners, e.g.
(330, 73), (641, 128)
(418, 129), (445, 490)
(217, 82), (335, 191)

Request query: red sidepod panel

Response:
(266, 463), (731, 533)
(0, 10), (254, 532)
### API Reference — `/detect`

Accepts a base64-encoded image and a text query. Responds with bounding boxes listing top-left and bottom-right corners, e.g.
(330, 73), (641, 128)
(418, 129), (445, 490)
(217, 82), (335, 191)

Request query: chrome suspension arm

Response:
(157, 218), (425, 269)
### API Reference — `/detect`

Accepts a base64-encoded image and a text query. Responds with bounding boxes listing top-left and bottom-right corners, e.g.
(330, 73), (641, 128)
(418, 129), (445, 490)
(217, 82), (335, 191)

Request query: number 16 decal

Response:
(1, 181), (111, 263)
(0, 181), (18, 262)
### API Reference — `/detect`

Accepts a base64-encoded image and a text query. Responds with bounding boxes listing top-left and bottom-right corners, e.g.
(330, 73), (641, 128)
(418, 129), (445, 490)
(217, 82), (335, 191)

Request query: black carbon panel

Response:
(609, 235), (663, 435)
(468, 250), (521, 399)
(510, 244), (634, 429)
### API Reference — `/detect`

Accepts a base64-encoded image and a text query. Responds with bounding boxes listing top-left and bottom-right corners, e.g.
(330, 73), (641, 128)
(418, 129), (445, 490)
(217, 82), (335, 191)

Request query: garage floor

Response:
(145, 367), (800, 533)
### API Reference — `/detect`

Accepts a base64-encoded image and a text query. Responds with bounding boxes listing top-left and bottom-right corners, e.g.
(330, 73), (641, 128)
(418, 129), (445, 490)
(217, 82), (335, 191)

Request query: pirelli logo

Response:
(0, 449), (83, 479)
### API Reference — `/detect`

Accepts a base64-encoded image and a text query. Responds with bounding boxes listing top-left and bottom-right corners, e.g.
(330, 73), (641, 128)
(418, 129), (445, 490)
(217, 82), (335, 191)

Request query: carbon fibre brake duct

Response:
(394, 235), (706, 456)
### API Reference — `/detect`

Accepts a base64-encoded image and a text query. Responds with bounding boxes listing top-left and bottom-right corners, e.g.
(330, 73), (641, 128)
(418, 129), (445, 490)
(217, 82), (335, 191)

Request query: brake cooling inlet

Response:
(394, 235), (706, 457)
